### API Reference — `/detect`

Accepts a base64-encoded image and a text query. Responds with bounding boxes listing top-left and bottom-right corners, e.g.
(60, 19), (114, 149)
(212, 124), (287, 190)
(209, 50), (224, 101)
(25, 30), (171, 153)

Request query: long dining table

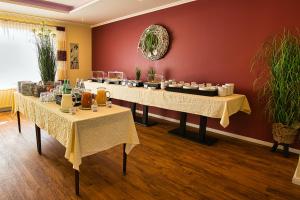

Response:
(13, 92), (140, 195)
(85, 81), (251, 145)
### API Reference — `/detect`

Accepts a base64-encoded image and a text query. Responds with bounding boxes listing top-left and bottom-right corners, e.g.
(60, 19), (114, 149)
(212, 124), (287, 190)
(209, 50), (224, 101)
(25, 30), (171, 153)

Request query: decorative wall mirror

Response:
(138, 24), (169, 61)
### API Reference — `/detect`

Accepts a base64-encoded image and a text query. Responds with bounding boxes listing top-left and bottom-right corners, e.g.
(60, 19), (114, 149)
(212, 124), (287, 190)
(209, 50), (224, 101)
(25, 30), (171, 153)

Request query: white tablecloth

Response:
(85, 82), (251, 128)
(13, 92), (140, 170)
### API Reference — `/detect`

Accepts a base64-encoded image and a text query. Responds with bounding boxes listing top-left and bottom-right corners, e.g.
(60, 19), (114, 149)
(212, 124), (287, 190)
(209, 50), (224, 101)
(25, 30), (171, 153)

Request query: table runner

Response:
(84, 82), (251, 128)
(13, 92), (140, 170)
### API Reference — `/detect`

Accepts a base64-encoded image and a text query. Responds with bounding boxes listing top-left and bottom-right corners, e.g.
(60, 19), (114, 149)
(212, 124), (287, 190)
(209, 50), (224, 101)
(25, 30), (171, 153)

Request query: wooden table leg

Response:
(17, 111), (21, 133)
(123, 144), (127, 176)
(131, 103), (137, 121)
(75, 170), (80, 196)
(199, 116), (217, 145)
(169, 112), (187, 136)
(179, 112), (187, 136)
(199, 116), (207, 142)
(142, 105), (149, 125)
(170, 114), (217, 145)
(35, 124), (42, 155)
(133, 105), (157, 127)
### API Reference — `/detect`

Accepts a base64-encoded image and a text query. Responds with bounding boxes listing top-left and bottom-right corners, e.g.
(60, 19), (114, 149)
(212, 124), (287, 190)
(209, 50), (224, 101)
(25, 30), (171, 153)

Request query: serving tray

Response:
(144, 82), (161, 89)
(165, 87), (218, 96)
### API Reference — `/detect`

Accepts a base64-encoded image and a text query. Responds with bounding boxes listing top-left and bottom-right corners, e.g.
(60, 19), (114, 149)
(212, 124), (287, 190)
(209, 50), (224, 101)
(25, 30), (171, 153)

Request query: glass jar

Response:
(96, 87), (110, 106)
(81, 90), (93, 108)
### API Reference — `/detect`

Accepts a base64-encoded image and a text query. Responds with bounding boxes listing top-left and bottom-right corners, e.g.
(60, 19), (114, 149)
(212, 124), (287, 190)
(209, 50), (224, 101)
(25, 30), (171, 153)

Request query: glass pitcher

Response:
(81, 90), (93, 109)
(96, 87), (111, 106)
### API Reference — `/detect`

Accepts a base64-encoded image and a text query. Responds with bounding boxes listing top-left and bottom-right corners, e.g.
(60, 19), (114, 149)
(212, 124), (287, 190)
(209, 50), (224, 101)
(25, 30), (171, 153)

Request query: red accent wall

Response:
(92, 0), (300, 144)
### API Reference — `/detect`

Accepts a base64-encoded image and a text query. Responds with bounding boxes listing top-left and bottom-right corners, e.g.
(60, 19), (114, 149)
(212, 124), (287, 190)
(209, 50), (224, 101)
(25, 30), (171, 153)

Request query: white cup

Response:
(218, 86), (226, 96)
(222, 85), (231, 96)
(160, 82), (166, 90)
(225, 83), (234, 95)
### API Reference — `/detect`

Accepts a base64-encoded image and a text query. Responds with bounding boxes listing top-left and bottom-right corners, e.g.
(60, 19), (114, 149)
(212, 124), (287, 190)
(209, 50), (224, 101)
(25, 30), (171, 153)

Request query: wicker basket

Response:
(272, 123), (298, 144)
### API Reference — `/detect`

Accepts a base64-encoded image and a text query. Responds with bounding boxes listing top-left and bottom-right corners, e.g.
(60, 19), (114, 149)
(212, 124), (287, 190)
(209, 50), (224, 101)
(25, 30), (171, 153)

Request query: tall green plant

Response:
(34, 24), (56, 82)
(252, 30), (300, 127)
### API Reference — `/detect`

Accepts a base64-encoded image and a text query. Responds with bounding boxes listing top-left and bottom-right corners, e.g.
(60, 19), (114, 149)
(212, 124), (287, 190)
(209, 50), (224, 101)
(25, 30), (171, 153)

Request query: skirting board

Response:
(0, 107), (11, 112)
(135, 110), (300, 155)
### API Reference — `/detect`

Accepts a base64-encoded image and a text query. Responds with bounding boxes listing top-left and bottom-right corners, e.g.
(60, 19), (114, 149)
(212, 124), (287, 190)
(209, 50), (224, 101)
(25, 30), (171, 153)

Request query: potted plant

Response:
(147, 67), (156, 82)
(33, 24), (57, 90)
(135, 67), (141, 81)
(252, 30), (300, 157)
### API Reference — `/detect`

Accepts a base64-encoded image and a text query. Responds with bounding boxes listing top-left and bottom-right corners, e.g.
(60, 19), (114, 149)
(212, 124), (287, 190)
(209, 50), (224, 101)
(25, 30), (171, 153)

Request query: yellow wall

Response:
(0, 11), (92, 86)
(66, 25), (92, 85)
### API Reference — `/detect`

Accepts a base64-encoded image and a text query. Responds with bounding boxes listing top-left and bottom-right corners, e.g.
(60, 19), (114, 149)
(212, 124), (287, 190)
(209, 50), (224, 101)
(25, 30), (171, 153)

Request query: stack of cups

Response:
(218, 83), (234, 96)
(225, 83), (234, 95)
(217, 86), (227, 96)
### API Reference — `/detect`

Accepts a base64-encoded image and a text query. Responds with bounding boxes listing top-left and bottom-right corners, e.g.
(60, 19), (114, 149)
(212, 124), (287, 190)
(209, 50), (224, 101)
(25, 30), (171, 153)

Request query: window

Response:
(0, 21), (56, 89)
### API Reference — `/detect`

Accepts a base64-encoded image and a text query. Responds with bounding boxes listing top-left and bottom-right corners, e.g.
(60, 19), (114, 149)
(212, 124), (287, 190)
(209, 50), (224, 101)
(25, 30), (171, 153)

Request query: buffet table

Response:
(85, 82), (251, 144)
(13, 92), (139, 195)
(293, 157), (300, 185)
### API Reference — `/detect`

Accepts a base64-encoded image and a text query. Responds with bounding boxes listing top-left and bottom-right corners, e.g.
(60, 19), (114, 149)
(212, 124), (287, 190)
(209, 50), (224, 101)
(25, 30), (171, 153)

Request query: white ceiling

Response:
(0, 0), (193, 26)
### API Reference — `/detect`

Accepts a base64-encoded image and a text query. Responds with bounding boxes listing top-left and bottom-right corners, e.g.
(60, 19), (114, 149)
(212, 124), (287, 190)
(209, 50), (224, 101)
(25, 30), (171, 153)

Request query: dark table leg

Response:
(75, 170), (80, 196)
(271, 142), (278, 152)
(198, 116), (218, 145)
(169, 113), (217, 145)
(35, 124), (42, 155)
(169, 112), (187, 137)
(133, 105), (157, 127)
(283, 144), (290, 157)
(17, 111), (21, 133)
(123, 144), (127, 176)
(131, 103), (137, 121)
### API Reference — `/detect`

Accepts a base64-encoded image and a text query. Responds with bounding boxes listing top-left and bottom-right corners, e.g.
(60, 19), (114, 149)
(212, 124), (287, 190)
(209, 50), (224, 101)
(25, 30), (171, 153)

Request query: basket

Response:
(272, 123), (298, 144)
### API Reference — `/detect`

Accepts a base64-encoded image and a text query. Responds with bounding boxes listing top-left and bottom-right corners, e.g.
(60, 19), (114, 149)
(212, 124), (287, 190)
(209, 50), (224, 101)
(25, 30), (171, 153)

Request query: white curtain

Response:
(0, 20), (57, 89)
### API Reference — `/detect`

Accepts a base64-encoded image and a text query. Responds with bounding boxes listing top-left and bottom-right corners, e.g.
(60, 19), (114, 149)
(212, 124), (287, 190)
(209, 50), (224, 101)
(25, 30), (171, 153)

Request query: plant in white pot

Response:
(33, 24), (57, 88)
(252, 30), (300, 157)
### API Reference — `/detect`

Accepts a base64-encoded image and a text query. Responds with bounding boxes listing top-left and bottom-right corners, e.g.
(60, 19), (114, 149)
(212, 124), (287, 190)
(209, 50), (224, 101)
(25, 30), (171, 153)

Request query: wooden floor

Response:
(0, 112), (299, 200)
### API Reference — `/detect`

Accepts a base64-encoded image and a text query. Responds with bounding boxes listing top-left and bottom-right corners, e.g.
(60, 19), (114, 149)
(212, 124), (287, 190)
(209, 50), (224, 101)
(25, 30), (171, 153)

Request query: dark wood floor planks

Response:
(0, 112), (299, 200)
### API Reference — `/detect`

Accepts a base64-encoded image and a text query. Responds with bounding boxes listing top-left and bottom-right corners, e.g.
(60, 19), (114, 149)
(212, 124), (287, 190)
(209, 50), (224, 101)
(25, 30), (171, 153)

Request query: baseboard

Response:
(135, 110), (300, 155)
(0, 107), (11, 112)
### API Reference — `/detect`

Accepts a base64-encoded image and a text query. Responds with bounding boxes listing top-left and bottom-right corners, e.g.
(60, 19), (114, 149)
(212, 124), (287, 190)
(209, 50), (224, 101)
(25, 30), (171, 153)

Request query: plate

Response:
(79, 106), (91, 110)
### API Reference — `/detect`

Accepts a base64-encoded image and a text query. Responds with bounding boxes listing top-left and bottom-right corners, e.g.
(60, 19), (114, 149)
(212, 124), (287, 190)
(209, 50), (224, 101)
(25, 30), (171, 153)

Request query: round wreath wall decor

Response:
(138, 24), (169, 61)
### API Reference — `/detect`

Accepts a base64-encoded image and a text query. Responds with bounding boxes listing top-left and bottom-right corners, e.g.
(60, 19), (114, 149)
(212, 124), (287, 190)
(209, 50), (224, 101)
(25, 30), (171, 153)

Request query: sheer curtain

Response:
(0, 20), (56, 89)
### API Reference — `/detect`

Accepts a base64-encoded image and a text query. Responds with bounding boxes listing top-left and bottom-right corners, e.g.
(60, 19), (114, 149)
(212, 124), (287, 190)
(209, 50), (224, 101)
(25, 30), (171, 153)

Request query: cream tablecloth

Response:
(13, 92), (139, 170)
(85, 82), (251, 128)
(293, 157), (300, 185)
